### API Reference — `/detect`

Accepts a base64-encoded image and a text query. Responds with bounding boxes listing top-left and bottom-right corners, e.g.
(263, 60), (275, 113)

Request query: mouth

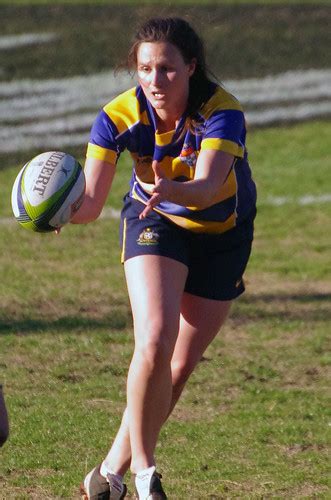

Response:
(152, 91), (165, 99)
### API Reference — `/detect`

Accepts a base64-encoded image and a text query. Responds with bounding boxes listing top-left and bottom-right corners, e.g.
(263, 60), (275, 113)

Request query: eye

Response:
(139, 65), (150, 73)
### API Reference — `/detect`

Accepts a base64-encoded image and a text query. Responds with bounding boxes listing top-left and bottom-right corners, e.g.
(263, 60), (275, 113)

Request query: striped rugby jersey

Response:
(87, 82), (256, 233)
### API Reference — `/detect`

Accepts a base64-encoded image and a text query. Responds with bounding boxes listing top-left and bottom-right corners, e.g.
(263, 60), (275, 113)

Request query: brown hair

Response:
(127, 17), (215, 123)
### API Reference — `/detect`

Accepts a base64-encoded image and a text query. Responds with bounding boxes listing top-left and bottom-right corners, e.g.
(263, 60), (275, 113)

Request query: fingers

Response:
(139, 201), (155, 219)
(139, 206), (151, 220)
(139, 161), (167, 219)
(139, 193), (160, 220)
(152, 160), (166, 180)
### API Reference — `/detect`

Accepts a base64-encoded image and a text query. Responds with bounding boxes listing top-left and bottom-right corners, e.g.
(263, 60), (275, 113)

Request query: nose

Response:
(150, 69), (163, 87)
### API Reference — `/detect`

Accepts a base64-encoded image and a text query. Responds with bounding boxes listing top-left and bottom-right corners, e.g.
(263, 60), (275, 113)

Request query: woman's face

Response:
(137, 41), (196, 120)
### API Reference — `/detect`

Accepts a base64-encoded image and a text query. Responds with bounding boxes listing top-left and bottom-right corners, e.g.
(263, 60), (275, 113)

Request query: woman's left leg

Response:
(170, 292), (232, 412)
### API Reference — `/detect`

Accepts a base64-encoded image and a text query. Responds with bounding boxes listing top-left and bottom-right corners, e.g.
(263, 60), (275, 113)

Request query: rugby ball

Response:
(11, 151), (85, 232)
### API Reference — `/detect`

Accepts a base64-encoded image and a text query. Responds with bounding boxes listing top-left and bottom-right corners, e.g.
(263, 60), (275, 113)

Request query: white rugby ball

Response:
(11, 151), (86, 232)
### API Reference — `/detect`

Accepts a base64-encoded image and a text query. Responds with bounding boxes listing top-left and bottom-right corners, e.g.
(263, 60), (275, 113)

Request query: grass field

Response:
(2, 0), (330, 5)
(0, 2), (331, 499)
(0, 3), (330, 83)
(1, 121), (330, 498)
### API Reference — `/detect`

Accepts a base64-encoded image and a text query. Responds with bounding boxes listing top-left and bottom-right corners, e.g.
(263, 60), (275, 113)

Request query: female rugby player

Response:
(74, 17), (257, 500)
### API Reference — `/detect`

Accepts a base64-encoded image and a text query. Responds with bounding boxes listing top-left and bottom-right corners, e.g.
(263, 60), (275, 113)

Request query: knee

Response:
(139, 338), (172, 369)
(135, 323), (175, 369)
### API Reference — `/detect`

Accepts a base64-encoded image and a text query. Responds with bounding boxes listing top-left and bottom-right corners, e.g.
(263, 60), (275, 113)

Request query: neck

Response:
(155, 109), (183, 133)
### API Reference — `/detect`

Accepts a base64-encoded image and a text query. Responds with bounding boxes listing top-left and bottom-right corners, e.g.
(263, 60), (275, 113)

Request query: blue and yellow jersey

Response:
(87, 83), (256, 233)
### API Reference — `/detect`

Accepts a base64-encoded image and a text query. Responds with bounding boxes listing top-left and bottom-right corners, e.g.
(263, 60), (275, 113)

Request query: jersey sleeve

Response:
(86, 87), (139, 165)
(200, 87), (246, 158)
(86, 109), (121, 165)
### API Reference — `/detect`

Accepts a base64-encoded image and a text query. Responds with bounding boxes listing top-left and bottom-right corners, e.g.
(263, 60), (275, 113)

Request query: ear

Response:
(188, 58), (197, 77)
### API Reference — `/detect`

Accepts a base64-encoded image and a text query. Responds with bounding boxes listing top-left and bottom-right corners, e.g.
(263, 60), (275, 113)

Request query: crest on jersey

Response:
(137, 227), (160, 245)
(179, 143), (197, 167)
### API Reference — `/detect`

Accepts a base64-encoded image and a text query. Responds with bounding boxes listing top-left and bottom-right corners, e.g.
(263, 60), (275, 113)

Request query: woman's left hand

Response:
(139, 161), (171, 219)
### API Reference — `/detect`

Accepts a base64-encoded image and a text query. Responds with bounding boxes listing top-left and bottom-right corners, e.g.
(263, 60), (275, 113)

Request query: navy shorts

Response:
(119, 195), (255, 301)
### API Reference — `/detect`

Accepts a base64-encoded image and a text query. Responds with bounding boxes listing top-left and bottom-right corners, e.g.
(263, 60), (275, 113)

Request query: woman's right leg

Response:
(82, 249), (188, 500)
(124, 254), (188, 475)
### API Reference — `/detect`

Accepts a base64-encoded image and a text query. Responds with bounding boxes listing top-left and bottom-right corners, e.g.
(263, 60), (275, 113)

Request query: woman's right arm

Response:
(71, 157), (116, 224)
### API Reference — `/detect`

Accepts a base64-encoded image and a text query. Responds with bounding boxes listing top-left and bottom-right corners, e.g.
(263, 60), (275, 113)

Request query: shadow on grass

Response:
(245, 292), (331, 303)
(237, 291), (331, 322)
(0, 292), (330, 336)
(0, 312), (132, 336)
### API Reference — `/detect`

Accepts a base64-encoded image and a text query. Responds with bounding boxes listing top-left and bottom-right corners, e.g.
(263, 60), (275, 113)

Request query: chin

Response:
(153, 101), (166, 108)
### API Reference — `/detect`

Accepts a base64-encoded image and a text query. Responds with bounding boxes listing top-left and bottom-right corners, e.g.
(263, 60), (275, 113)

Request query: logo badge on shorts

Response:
(137, 227), (160, 245)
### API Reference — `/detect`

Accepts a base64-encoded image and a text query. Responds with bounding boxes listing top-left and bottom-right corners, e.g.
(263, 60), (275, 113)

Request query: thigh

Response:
(124, 255), (188, 350)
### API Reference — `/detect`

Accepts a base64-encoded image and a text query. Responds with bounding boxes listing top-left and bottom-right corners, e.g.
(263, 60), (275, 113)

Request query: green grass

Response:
(0, 3), (330, 83)
(2, 0), (330, 5)
(248, 120), (331, 280)
(0, 2), (330, 497)
(1, 120), (330, 498)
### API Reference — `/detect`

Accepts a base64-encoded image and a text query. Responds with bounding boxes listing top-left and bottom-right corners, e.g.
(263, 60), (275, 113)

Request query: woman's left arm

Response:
(139, 150), (234, 219)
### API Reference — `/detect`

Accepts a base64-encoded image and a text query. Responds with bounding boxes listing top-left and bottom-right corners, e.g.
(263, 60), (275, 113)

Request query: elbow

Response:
(83, 206), (103, 223)
(88, 205), (104, 222)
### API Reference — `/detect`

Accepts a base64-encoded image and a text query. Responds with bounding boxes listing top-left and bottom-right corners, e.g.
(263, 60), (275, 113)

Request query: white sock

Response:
(135, 465), (156, 499)
(100, 460), (123, 485)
